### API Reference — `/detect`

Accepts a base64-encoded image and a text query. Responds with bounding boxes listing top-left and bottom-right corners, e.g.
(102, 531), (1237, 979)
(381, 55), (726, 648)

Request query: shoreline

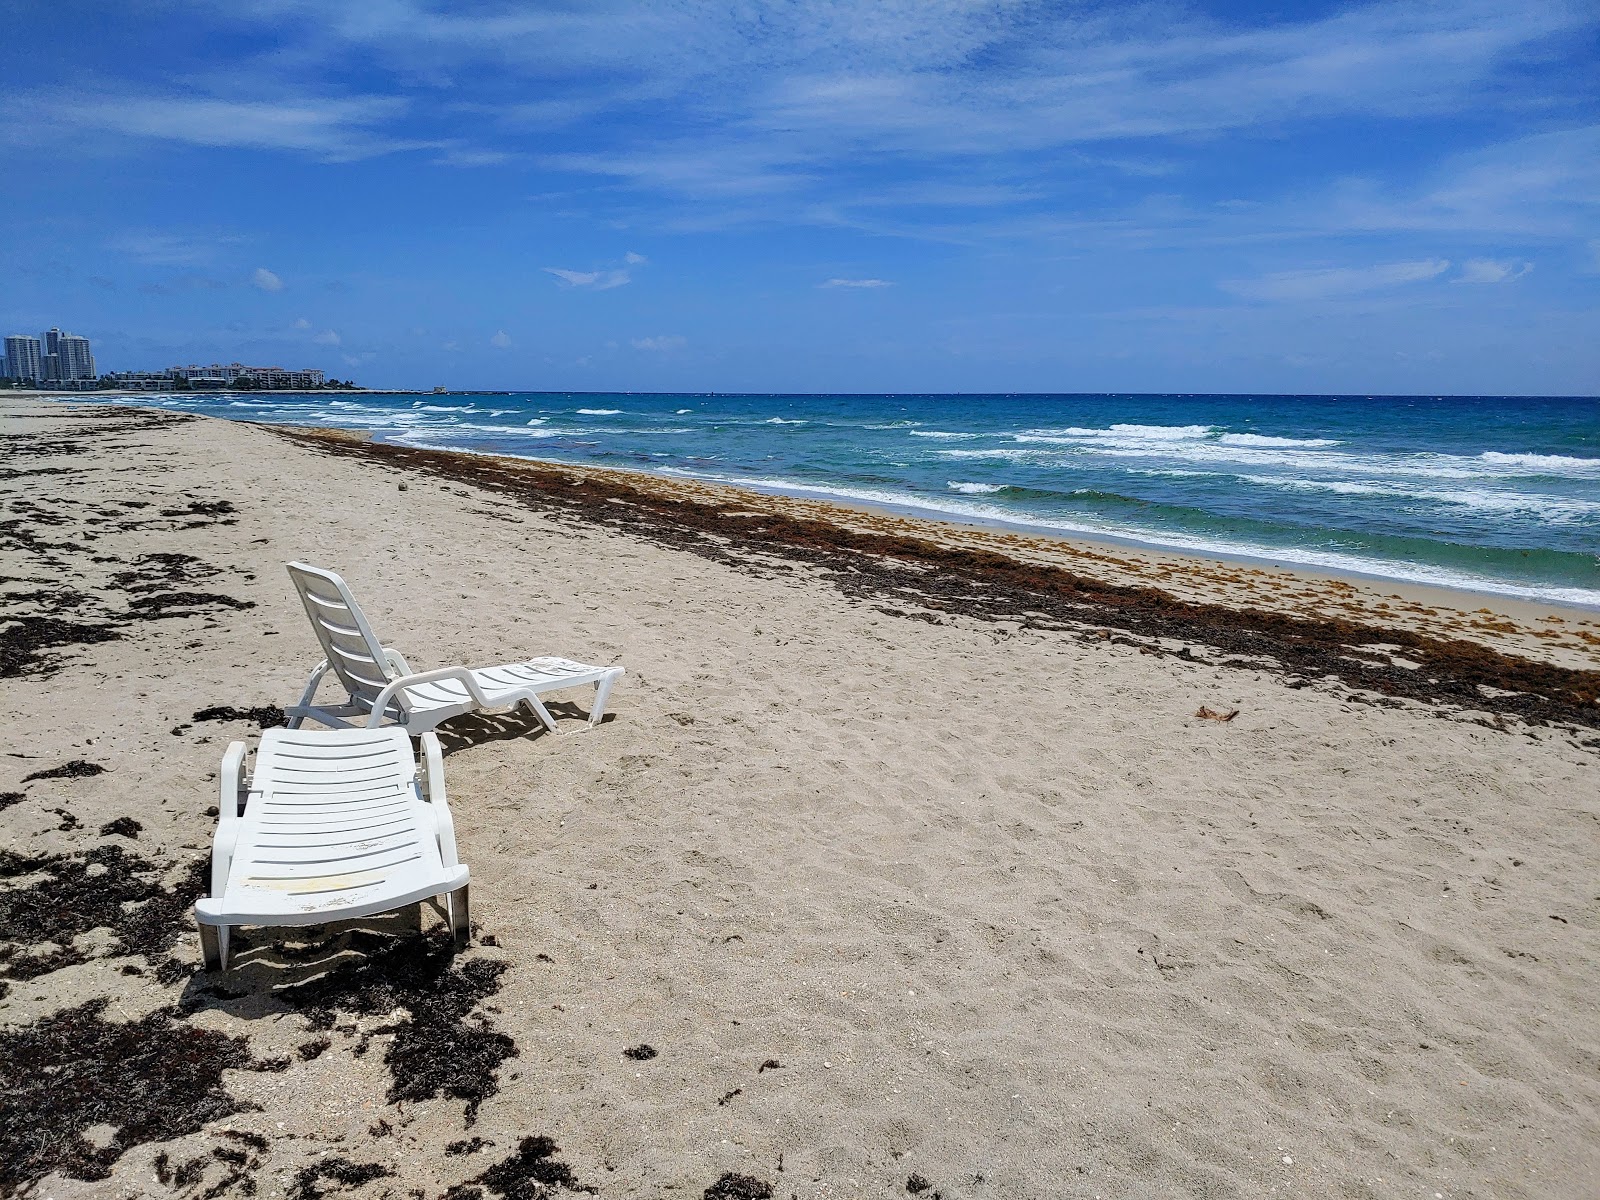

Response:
(275, 422), (1600, 674)
(274, 422), (1600, 726)
(61, 390), (1600, 613)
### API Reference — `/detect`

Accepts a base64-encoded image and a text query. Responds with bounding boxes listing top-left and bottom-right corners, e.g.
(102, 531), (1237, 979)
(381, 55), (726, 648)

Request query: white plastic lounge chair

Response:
(194, 727), (469, 972)
(284, 561), (624, 737)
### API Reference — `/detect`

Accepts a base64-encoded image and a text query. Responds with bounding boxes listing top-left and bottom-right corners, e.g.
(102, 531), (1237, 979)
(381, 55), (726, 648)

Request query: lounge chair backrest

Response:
(286, 562), (400, 711)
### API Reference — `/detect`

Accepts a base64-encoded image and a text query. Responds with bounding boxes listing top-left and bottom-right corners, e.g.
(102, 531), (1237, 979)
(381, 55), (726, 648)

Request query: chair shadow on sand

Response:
(175, 902), (461, 1020)
(429, 699), (613, 755)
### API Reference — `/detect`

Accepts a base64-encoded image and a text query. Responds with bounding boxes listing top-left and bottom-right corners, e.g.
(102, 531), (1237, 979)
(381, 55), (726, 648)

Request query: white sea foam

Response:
(764, 417), (806, 425)
(947, 481), (1005, 494)
(1240, 475), (1600, 521)
(1026, 423), (1215, 440)
(526, 417), (548, 425)
(866, 420), (923, 429)
(1218, 433), (1339, 448)
(1478, 451), (1600, 474)
(676, 408), (693, 414)
(576, 408), (622, 415)
(419, 404), (475, 412)
(910, 430), (983, 439)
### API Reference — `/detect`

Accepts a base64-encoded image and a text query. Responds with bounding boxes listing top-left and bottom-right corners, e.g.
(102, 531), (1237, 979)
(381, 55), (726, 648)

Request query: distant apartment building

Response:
(58, 334), (95, 380)
(7, 328), (96, 381)
(168, 362), (326, 388)
(4, 335), (43, 381)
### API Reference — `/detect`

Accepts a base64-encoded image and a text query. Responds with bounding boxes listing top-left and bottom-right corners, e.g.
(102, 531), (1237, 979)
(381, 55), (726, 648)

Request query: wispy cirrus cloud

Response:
(1221, 259), (1451, 302)
(4, 89), (435, 162)
(543, 267), (631, 290)
(1455, 258), (1532, 284)
(251, 267), (284, 291)
(543, 251), (646, 291)
(821, 278), (894, 289)
(631, 335), (685, 351)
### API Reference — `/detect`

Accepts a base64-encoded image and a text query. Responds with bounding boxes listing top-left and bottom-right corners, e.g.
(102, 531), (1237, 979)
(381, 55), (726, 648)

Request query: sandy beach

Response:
(3, 398), (1598, 1199)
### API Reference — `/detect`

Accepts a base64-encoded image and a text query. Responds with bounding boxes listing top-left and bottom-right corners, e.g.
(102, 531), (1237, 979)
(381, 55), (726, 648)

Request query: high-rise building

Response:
(41, 353), (61, 382)
(58, 334), (95, 380)
(4, 335), (42, 381)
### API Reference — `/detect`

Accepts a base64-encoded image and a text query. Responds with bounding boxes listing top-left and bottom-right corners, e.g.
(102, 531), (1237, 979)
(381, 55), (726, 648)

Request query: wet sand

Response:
(2, 398), (1598, 1199)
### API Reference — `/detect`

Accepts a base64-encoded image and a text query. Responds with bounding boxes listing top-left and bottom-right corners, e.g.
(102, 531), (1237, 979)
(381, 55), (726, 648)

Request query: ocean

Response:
(114, 391), (1600, 607)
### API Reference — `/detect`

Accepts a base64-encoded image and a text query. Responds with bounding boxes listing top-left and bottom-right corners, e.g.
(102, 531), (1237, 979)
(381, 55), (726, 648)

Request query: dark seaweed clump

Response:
(445, 1136), (594, 1200)
(288, 1156), (394, 1200)
(193, 704), (288, 731)
(623, 1043), (657, 1061)
(0, 844), (208, 989)
(99, 816), (142, 838)
(704, 1173), (773, 1200)
(0, 792), (24, 812)
(21, 758), (106, 782)
(0, 1000), (261, 1192)
(277, 931), (515, 1122)
(0, 616), (122, 678)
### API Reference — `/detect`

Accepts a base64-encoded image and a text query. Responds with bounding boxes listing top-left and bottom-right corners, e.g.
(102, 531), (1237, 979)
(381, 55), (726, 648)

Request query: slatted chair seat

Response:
(194, 727), (469, 972)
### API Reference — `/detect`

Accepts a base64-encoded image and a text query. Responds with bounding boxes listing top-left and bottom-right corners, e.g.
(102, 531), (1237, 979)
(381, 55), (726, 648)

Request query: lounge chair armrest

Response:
(367, 666), (491, 727)
(219, 740), (249, 820)
(212, 741), (249, 897)
(418, 732), (460, 868)
(383, 647), (414, 676)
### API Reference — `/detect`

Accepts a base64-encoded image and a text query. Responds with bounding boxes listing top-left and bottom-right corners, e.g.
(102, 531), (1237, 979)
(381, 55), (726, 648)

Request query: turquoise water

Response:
(120, 391), (1600, 606)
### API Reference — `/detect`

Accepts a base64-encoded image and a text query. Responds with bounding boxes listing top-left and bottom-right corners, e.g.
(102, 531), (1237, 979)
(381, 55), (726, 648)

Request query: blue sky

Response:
(2, 0), (1596, 395)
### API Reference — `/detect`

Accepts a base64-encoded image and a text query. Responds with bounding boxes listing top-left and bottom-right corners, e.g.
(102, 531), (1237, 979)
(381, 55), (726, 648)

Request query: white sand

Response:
(3, 400), (1597, 1199)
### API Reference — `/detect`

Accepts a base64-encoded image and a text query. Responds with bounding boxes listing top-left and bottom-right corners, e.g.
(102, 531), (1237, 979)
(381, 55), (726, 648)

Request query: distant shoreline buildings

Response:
(2, 326), (356, 391)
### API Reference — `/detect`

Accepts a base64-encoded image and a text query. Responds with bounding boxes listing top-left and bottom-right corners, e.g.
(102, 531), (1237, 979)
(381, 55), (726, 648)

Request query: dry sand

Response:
(2, 398), (1598, 1200)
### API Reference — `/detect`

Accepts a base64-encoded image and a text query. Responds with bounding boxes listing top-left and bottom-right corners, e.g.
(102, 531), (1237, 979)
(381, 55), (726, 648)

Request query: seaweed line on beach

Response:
(279, 430), (1600, 736)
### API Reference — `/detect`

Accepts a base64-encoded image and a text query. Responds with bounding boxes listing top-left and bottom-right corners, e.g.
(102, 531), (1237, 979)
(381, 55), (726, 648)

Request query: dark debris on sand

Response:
(1, 410), (255, 680)
(288, 1156), (394, 1200)
(0, 999), (278, 1193)
(704, 1173), (773, 1200)
(276, 931), (516, 1123)
(0, 843), (208, 991)
(280, 432), (1600, 736)
(444, 1135), (595, 1200)
(22, 758), (106, 782)
(192, 703), (288, 731)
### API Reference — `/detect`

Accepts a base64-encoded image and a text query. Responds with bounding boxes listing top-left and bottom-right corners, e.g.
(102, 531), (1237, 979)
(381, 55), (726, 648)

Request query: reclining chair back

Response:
(286, 561), (404, 721)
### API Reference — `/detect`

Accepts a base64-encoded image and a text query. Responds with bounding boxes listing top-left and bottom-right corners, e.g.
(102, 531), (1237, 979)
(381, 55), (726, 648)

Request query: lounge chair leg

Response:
(199, 921), (228, 972)
(450, 884), (471, 950)
(589, 673), (618, 727)
(523, 696), (559, 734)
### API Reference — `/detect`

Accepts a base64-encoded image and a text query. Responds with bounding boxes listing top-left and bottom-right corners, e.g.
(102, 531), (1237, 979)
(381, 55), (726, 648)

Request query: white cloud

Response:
(251, 267), (284, 292)
(106, 230), (242, 266)
(292, 317), (311, 329)
(631, 335), (686, 351)
(821, 277), (894, 288)
(624, 251), (647, 264)
(312, 329), (341, 345)
(341, 352), (375, 366)
(9, 89), (436, 162)
(1220, 259), (1451, 301)
(489, 329), (512, 348)
(543, 266), (631, 290)
(1454, 257), (1532, 283)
